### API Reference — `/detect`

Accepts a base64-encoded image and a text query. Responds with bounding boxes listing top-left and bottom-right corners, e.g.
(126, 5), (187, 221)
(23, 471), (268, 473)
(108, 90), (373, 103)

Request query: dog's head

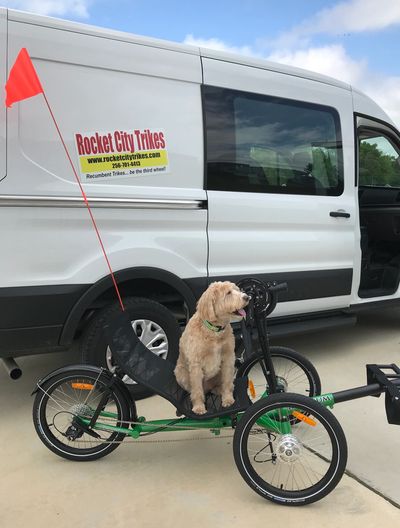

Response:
(197, 281), (250, 324)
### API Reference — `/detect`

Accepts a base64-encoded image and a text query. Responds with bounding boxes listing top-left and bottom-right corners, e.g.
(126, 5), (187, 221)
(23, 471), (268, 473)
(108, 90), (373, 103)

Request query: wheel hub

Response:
(276, 434), (302, 463)
(276, 375), (288, 392)
(70, 403), (94, 417)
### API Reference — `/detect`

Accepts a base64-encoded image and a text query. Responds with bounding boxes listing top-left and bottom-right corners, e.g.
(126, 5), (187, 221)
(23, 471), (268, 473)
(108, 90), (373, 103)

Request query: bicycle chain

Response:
(66, 433), (235, 445)
(64, 421), (268, 446)
(56, 413), (235, 445)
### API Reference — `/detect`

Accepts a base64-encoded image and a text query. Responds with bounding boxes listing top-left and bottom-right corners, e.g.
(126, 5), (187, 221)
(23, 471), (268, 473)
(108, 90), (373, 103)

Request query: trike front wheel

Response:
(233, 393), (347, 505)
(237, 346), (321, 400)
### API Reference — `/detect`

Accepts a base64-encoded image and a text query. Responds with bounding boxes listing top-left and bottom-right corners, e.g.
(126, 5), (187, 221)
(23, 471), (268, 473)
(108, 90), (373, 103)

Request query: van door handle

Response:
(330, 210), (351, 218)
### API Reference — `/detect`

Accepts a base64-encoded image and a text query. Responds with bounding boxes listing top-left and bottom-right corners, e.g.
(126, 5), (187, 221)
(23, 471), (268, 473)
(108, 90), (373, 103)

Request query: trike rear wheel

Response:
(33, 369), (131, 461)
(233, 393), (347, 505)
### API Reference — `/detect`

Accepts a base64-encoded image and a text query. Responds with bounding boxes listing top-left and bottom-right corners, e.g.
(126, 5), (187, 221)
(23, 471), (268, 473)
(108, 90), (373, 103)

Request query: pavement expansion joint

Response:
(344, 468), (400, 510)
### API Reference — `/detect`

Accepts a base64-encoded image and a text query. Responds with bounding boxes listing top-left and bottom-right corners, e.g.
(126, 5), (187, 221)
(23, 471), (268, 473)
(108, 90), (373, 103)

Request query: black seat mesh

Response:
(104, 312), (251, 419)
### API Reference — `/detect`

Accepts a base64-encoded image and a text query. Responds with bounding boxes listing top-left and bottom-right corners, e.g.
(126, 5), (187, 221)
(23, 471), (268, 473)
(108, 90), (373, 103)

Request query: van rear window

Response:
(203, 86), (344, 196)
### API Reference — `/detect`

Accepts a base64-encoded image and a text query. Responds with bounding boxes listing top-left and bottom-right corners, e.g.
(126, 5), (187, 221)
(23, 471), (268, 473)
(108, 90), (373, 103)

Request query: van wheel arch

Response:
(59, 267), (199, 346)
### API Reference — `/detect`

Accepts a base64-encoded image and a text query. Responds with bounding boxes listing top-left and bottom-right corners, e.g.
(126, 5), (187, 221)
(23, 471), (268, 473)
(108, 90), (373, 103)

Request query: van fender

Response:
(60, 266), (199, 346)
(32, 364), (112, 394)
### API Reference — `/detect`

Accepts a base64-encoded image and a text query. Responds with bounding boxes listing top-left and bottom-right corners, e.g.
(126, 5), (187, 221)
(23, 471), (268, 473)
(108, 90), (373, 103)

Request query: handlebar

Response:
(267, 281), (288, 293)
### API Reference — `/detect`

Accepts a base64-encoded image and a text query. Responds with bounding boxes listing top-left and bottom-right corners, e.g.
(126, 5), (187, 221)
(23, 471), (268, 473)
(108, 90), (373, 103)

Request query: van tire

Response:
(80, 297), (181, 400)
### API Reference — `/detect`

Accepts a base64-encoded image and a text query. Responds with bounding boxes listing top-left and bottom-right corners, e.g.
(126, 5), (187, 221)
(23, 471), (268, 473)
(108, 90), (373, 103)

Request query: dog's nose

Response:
(243, 294), (250, 302)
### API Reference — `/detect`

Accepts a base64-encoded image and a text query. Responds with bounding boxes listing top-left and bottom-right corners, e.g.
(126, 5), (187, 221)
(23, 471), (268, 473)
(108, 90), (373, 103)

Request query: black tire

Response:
(233, 393), (347, 505)
(237, 346), (321, 400)
(33, 368), (132, 461)
(80, 297), (181, 400)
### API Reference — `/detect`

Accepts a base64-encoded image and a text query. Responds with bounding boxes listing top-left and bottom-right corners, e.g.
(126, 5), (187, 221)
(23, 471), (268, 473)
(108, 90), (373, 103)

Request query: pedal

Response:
(366, 364), (400, 425)
(386, 393), (400, 426)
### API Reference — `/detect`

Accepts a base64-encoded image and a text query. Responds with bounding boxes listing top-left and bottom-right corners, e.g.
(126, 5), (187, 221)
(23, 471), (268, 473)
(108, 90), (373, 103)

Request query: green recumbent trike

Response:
(32, 278), (400, 506)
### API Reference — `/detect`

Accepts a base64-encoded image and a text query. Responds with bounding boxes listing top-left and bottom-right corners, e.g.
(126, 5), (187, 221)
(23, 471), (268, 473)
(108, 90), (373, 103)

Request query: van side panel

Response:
(4, 19), (206, 285)
(1, 18), (206, 351)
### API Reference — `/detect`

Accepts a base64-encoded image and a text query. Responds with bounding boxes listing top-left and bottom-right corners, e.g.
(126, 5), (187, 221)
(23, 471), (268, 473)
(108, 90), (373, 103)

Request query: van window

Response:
(359, 133), (400, 187)
(203, 86), (343, 196)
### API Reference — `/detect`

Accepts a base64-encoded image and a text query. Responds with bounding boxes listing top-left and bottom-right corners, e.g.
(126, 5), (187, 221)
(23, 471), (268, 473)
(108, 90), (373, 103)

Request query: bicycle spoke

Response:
(244, 402), (336, 493)
(42, 377), (123, 451)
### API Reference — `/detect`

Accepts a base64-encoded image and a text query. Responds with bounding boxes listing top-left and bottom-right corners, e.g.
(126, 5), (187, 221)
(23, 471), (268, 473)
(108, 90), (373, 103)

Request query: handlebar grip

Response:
(268, 282), (288, 293)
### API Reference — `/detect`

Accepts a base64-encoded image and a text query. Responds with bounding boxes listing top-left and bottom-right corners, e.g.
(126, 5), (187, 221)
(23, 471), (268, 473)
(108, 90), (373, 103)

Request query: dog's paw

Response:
(192, 404), (207, 415)
(222, 395), (235, 408)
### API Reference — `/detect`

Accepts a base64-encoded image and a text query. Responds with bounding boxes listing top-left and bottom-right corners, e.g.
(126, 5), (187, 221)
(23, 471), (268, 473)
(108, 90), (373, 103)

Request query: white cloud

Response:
(264, 0), (400, 126)
(184, 34), (256, 57)
(363, 77), (400, 128)
(4, 1), (91, 18)
(273, 0), (400, 50)
(306, 0), (400, 34)
(267, 45), (400, 127)
(267, 44), (367, 86)
(184, 34), (400, 127)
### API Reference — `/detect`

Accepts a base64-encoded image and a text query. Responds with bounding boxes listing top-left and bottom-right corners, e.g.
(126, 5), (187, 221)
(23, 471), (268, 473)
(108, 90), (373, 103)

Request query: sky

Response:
(4, 0), (400, 126)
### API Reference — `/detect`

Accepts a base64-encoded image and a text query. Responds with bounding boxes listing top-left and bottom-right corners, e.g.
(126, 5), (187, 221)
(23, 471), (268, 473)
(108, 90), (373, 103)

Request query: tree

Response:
(359, 141), (400, 187)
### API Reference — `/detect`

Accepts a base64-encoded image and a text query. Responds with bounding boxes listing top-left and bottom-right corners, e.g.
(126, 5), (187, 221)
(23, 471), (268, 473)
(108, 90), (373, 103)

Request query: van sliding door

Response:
(202, 57), (357, 318)
(357, 116), (400, 299)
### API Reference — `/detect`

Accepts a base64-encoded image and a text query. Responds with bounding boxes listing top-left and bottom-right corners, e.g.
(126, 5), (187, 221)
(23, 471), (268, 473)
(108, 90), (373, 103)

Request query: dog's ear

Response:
(197, 283), (218, 321)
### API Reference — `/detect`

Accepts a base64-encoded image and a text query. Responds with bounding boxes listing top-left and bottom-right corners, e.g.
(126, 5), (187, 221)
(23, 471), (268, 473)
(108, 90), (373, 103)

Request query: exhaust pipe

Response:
(1, 357), (22, 380)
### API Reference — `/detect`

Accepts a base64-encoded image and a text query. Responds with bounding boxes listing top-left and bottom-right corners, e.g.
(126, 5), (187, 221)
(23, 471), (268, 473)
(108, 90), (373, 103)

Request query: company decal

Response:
(74, 128), (169, 181)
(313, 394), (334, 408)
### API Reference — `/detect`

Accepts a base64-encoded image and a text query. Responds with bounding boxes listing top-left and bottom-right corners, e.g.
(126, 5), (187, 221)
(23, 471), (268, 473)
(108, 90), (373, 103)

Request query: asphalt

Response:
(1, 307), (400, 527)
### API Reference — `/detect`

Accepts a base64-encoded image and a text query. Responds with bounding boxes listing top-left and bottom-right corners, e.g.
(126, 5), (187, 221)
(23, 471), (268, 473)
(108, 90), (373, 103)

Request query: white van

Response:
(2, 8), (400, 392)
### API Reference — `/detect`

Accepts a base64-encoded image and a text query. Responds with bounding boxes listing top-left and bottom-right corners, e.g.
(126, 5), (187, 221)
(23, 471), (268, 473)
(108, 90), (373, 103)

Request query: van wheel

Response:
(80, 297), (181, 400)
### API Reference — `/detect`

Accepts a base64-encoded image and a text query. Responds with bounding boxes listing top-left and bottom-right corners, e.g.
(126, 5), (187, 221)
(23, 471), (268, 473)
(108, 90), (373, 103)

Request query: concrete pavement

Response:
(1, 307), (400, 527)
(282, 306), (400, 507)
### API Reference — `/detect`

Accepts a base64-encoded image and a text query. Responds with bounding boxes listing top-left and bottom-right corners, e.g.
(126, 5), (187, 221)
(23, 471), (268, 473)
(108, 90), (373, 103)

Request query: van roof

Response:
(8, 8), (351, 91)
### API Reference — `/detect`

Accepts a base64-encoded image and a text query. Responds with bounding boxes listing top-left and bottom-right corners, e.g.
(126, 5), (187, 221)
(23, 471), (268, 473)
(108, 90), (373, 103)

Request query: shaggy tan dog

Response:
(174, 281), (250, 415)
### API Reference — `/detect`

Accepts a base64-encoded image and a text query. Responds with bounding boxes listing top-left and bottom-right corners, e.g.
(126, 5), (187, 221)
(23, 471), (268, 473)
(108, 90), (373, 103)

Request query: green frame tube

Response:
(77, 415), (234, 438)
(77, 391), (336, 439)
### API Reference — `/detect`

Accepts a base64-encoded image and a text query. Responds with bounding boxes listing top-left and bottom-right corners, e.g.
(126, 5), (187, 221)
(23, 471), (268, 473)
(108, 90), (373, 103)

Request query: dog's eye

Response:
(227, 291), (232, 296)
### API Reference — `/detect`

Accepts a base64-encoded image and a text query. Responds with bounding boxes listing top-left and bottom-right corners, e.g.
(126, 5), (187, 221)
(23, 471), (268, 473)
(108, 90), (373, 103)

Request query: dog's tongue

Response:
(237, 308), (246, 318)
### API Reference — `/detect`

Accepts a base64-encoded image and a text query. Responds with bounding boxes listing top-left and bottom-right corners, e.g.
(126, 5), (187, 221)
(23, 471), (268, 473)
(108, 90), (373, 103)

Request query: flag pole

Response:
(41, 91), (125, 312)
(5, 48), (125, 312)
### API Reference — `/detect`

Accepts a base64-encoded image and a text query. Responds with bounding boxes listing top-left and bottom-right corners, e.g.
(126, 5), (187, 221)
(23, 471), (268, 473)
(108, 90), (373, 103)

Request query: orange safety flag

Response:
(5, 48), (43, 108)
(3, 47), (125, 312)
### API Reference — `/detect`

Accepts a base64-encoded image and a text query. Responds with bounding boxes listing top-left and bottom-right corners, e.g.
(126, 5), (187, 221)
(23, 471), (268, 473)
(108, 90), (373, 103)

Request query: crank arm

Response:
(73, 417), (102, 439)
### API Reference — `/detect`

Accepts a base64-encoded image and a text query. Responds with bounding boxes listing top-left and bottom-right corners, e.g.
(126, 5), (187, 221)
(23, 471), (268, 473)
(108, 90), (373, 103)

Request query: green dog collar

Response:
(203, 320), (226, 333)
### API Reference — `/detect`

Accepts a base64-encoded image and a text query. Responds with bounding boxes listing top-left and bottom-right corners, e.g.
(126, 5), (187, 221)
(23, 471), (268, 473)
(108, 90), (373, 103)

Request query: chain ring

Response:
(237, 278), (269, 315)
